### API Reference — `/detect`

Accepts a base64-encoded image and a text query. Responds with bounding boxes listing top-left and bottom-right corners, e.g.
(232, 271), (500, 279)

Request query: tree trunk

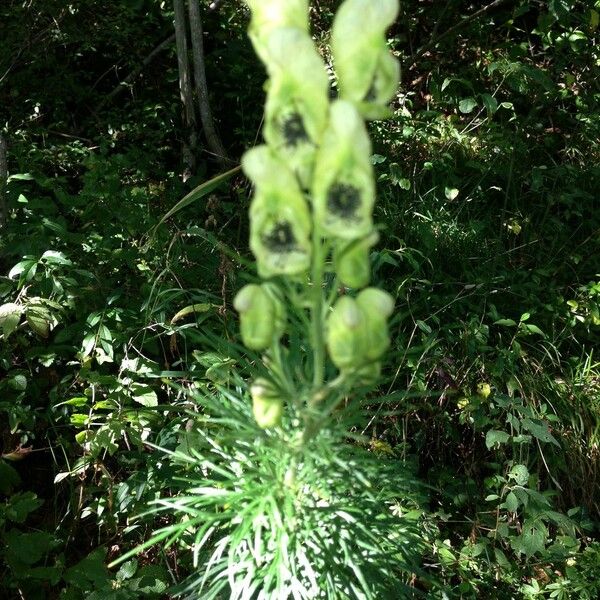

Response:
(187, 0), (228, 166)
(0, 132), (7, 229)
(173, 0), (197, 181)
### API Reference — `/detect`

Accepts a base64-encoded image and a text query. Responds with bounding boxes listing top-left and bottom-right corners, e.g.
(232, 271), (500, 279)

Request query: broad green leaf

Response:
(485, 429), (510, 449)
(9, 374), (27, 391)
(41, 250), (72, 265)
(0, 460), (21, 494)
(494, 548), (511, 568)
(521, 418), (560, 446)
(63, 548), (111, 588)
(131, 385), (158, 407)
(459, 97), (477, 114)
(5, 492), (43, 523)
(512, 519), (547, 557)
(116, 559), (138, 581)
(148, 166), (241, 243)
(504, 491), (519, 512)
(494, 318), (517, 327)
(444, 187), (459, 201)
(26, 304), (52, 337)
(7, 173), (33, 182)
(170, 303), (212, 324)
(508, 464), (529, 486)
(481, 93), (498, 114)
(523, 323), (545, 336)
(4, 530), (58, 566)
(0, 302), (22, 338)
(8, 259), (37, 282)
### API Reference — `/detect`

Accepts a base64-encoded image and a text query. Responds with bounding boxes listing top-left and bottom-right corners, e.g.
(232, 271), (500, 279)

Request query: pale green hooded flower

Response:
(242, 145), (312, 278)
(262, 27), (330, 185)
(312, 100), (375, 239)
(326, 288), (394, 371)
(356, 287), (394, 361)
(331, 0), (400, 119)
(244, 0), (309, 66)
(326, 296), (367, 370)
(334, 231), (379, 289)
(234, 283), (286, 350)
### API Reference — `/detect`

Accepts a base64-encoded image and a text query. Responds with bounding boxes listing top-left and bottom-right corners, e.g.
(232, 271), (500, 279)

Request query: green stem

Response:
(311, 227), (326, 389)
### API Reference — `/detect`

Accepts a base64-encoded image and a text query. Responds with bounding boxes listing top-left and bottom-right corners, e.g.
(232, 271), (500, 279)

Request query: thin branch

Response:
(174, 0), (198, 181)
(410, 0), (513, 66)
(0, 132), (8, 229)
(94, 33), (176, 114)
(426, 0), (453, 46)
(188, 0), (229, 166)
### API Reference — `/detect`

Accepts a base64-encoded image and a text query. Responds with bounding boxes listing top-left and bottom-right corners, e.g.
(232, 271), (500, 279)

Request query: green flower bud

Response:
(326, 296), (367, 369)
(334, 231), (379, 289)
(245, 0), (309, 66)
(251, 378), (284, 429)
(356, 361), (382, 384)
(312, 101), (375, 239)
(242, 146), (312, 278)
(234, 284), (277, 350)
(356, 288), (394, 361)
(331, 0), (400, 119)
(262, 28), (330, 184)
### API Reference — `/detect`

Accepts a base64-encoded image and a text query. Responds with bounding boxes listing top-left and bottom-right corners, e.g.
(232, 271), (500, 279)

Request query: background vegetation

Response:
(1, 0), (598, 597)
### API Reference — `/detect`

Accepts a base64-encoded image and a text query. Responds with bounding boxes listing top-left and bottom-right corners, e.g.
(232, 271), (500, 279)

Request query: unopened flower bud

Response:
(332, 0), (400, 119)
(334, 231), (379, 289)
(245, 0), (309, 66)
(251, 378), (284, 429)
(326, 296), (367, 369)
(356, 288), (394, 361)
(234, 284), (277, 350)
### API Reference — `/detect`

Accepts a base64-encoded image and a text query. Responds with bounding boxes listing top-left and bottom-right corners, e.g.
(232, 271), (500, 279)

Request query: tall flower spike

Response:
(244, 0), (309, 66)
(242, 146), (312, 278)
(331, 0), (400, 119)
(312, 100), (375, 239)
(262, 27), (330, 185)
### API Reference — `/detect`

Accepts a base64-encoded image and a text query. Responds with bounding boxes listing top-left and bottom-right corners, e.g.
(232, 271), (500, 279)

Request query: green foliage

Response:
(0, 0), (598, 597)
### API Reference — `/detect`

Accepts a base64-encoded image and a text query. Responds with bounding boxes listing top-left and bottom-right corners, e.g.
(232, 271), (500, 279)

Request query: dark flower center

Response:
(262, 221), (297, 253)
(327, 183), (361, 220)
(282, 113), (309, 147)
(364, 81), (378, 102)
